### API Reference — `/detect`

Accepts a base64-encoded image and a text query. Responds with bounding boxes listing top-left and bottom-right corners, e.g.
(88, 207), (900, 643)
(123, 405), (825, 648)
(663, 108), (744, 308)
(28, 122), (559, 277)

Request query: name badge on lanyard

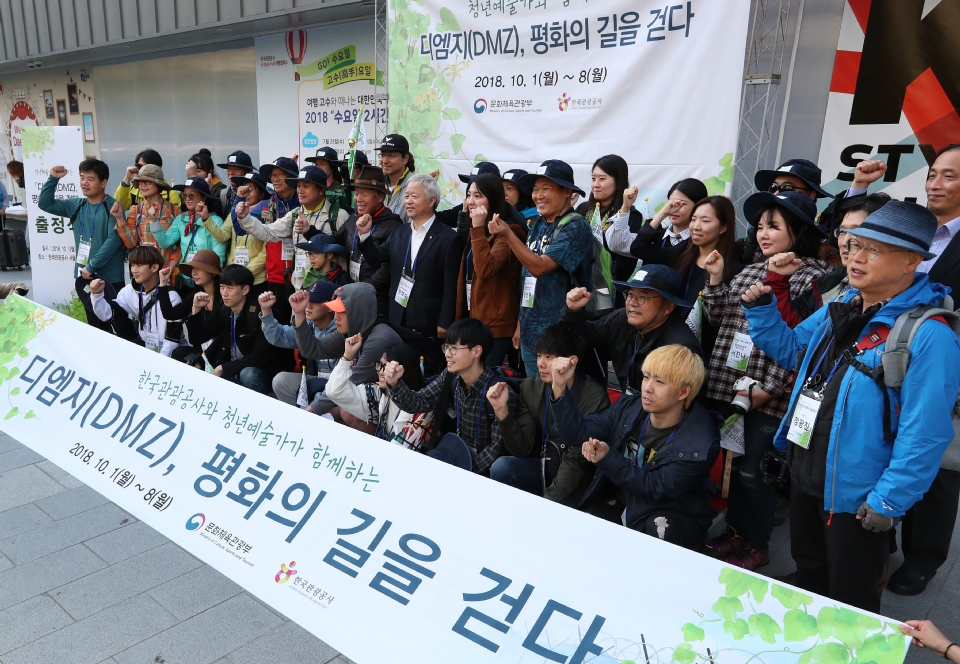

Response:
(726, 322), (754, 371)
(294, 253), (308, 277)
(76, 241), (92, 266)
(281, 238), (295, 261)
(787, 390), (822, 448)
(396, 272), (415, 307)
(522, 276), (537, 308)
(233, 246), (250, 266)
(350, 259), (361, 281)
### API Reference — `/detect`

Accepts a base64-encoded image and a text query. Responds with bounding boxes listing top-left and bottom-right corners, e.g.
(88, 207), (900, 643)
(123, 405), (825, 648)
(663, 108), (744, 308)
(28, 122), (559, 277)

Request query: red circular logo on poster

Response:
(9, 100), (39, 160)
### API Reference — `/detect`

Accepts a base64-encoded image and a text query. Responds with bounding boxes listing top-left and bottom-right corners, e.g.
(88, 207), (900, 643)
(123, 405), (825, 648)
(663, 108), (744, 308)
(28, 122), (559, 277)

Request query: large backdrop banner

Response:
(255, 20), (386, 167)
(0, 295), (909, 664)
(388, 0), (750, 208)
(816, 0), (960, 209)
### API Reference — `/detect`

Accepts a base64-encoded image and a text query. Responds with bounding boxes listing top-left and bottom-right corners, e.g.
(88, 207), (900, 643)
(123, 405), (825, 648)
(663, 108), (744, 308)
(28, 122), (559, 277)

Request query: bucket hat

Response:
(295, 233), (349, 256)
(518, 160), (585, 197)
(743, 190), (826, 237)
(754, 158), (833, 199)
(217, 150), (256, 172)
(179, 249), (222, 278)
(347, 165), (390, 195)
(501, 168), (528, 185)
(173, 177), (218, 200)
(259, 157), (300, 180)
(305, 146), (344, 166)
(352, 151), (370, 168)
(613, 264), (691, 308)
(284, 166), (328, 190)
(846, 200), (937, 260)
(131, 164), (170, 191)
(458, 161), (501, 184)
(229, 171), (272, 196)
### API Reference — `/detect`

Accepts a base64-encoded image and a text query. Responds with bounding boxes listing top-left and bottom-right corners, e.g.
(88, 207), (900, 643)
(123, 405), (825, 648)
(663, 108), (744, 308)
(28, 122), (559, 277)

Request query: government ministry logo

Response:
(185, 513), (205, 531)
(275, 561), (297, 583)
(558, 93), (571, 111)
(474, 98), (487, 114)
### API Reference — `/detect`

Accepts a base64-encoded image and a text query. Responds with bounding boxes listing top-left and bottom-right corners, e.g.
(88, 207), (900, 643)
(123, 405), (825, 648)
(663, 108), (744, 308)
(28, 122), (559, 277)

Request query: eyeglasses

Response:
(376, 361), (387, 372)
(768, 182), (809, 194)
(624, 291), (662, 306)
(441, 344), (473, 355)
(834, 228), (852, 239)
(845, 238), (910, 261)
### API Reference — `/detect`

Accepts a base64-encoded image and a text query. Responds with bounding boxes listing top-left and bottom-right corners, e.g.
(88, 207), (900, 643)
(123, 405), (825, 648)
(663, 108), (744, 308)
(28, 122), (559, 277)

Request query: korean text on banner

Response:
(0, 295), (910, 664)
(21, 126), (85, 309)
(388, 0), (749, 209)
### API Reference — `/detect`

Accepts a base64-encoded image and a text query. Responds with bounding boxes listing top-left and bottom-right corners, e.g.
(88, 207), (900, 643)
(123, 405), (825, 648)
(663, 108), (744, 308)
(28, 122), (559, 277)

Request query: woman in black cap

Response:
(502, 169), (536, 221)
(202, 171), (271, 294)
(700, 190), (830, 571)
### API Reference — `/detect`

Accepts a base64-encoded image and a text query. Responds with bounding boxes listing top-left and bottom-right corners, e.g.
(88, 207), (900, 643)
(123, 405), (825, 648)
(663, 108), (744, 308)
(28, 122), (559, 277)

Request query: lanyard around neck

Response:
(455, 373), (493, 444)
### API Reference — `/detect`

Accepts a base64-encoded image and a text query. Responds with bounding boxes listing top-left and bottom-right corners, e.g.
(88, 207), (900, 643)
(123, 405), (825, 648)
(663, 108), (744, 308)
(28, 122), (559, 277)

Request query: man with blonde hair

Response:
(550, 344), (722, 548)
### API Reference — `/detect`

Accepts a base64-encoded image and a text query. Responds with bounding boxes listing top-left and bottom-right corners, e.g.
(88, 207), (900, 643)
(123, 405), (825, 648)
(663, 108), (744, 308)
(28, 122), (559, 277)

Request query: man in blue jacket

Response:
(552, 344), (721, 549)
(40, 160), (125, 329)
(741, 200), (960, 613)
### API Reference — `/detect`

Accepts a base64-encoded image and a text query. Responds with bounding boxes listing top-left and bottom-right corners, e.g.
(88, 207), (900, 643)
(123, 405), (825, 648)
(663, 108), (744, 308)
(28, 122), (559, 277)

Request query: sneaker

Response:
(727, 542), (770, 571)
(703, 527), (743, 558)
(774, 495), (790, 526)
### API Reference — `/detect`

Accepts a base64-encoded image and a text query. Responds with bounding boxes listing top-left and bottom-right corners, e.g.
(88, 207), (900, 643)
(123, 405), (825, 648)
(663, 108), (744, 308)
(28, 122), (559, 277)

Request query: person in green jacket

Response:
(151, 177), (228, 287)
(39, 159), (125, 328)
(486, 322), (610, 503)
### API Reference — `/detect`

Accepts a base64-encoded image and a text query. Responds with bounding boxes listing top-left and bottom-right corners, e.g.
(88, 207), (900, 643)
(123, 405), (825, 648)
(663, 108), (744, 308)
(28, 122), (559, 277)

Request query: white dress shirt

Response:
(409, 215), (435, 271)
(918, 215), (960, 274)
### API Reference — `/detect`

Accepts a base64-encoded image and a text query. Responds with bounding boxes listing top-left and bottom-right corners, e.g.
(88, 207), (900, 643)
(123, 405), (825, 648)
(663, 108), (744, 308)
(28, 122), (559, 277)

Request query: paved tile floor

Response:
(0, 427), (957, 663)
(0, 430), (352, 664)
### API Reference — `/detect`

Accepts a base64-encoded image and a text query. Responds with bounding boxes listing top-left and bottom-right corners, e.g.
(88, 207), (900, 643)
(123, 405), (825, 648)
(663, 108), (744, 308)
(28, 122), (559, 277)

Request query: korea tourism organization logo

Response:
(557, 93), (571, 111)
(276, 561), (297, 584)
(185, 513), (205, 531)
(474, 98), (487, 114)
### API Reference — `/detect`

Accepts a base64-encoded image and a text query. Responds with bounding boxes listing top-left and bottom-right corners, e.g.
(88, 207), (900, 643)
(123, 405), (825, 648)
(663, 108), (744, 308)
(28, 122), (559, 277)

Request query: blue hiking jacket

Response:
(743, 274), (960, 518)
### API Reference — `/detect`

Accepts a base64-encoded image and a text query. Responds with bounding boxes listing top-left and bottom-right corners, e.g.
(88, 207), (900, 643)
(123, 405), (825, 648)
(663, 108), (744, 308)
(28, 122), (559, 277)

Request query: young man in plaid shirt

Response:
(382, 319), (516, 475)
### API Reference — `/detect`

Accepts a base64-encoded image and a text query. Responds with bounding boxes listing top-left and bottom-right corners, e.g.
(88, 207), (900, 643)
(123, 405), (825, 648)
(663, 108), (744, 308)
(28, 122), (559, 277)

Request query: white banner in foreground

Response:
(388, 0), (750, 208)
(0, 295), (908, 664)
(21, 125), (86, 310)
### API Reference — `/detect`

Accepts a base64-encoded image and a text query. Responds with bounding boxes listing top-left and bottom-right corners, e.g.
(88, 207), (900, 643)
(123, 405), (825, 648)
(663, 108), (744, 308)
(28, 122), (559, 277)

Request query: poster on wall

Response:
(388, 0), (750, 209)
(255, 21), (386, 168)
(0, 292), (912, 664)
(816, 0), (959, 208)
(21, 126), (86, 310)
(0, 66), (99, 193)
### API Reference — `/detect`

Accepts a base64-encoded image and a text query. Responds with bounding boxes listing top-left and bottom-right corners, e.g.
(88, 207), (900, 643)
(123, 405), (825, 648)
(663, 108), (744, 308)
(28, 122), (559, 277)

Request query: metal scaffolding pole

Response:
(732, 0), (792, 226)
(373, 0), (389, 143)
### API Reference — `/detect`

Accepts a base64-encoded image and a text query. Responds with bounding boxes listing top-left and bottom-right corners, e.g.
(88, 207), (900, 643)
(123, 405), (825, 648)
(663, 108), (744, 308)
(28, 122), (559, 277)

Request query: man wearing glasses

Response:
(741, 200), (960, 613)
(383, 319), (516, 476)
(562, 264), (701, 394)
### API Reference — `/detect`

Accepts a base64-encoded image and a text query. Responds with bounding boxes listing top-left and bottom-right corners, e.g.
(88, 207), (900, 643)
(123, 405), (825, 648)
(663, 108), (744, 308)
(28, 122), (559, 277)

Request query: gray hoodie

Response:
(295, 282), (402, 411)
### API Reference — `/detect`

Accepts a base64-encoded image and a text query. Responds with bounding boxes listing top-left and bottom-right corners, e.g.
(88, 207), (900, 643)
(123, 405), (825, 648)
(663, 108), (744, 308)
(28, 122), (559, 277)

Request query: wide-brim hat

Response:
(230, 171), (272, 196)
(179, 249), (222, 277)
(295, 232), (349, 256)
(347, 165), (389, 195)
(74, 276), (118, 312)
(743, 191), (826, 237)
(217, 150), (256, 172)
(305, 146), (344, 166)
(173, 177), (218, 200)
(375, 134), (410, 154)
(284, 166), (328, 190)
(613, 264), (691, 308)
(754, 158), (833, 199)
(131, 164), (170, 191)
(259, 157), (300, 180)
(518, 160), (585, 197)
(352, 151), (370, 167)
(502, 168), (528, 185)
(846, 200), (937, 260)
(458, 161), (500, 184)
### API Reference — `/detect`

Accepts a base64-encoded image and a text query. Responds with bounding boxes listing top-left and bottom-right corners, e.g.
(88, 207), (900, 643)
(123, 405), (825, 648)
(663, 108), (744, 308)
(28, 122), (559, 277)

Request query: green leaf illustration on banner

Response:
(772, 584), (814, 609)
(672, 643), (696, 664)
(390, 0), (468, 208)
(0, 294), (56, 420)
(21, 126), (55, 160)
(681, 623), (705, 642)
(785, 609), (819, 641)
(669, 568), (906, 664)
(703, 152), (736, 196)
